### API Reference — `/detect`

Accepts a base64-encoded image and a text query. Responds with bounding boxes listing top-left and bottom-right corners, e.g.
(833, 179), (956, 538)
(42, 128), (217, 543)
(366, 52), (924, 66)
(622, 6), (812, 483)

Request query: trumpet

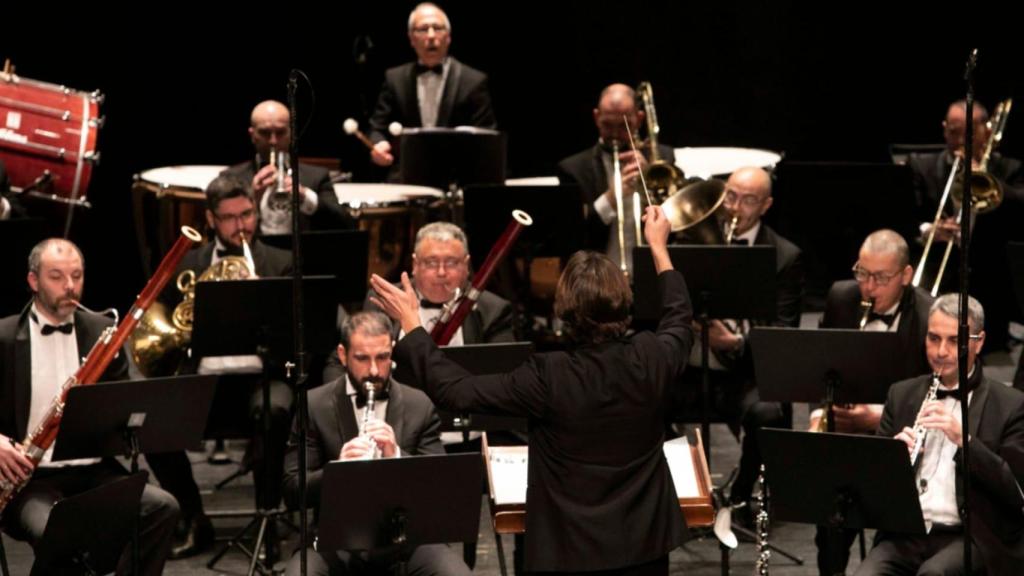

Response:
(267, 149), (292, 211)
(360, 381), (381, 460)
(724, 215), (739, 244)
(857, 298), (874, 330)
(909, 373), (942, 467)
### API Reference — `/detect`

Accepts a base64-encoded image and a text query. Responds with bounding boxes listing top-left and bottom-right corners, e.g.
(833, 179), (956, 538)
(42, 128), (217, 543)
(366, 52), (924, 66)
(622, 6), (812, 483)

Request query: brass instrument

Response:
(754, 465), (771, 575)
(1, 226), (202, 512)
(611, 140), (628, 275)
(724, 215), (739, 244)
(909, 373), (942, 467)
(660, 178), (728, 244)
(857, 298), (874, 330)
(267, 149), (292, 211)
(129, 233), (257, 376)
(637, 82), (686, 203)
(360, 381), (381, 460)
(815, 298), (875, 432)
(915, 99), (1011, 295)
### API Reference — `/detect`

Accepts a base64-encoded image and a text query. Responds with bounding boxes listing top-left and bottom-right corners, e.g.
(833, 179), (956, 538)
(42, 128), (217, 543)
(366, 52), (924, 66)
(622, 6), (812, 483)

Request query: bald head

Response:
(593, 83), (642, 144)
(861, 229), (909, 268)
(722, 167), (772, 236)
(249, 100), (291, 158)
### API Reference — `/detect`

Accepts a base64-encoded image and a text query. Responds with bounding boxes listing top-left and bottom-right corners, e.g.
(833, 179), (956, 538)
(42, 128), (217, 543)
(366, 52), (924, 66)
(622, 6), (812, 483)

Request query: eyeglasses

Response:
(724, 190), (764, 208)
(412, 24), (448, 35)
(852, 264), (900, 286)
(214, 209), (257, 224)
(417, 257), (465, 271)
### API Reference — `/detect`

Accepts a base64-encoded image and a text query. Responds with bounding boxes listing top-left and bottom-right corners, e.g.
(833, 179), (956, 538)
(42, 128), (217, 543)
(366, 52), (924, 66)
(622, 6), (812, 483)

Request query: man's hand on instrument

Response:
(695, 319), (742, 353)
(0, 436), (34, 485)
(895, 426), (918, 454)
(917, 400), (964, 447)
(340, 436), (377, 460)
(363, 420), (398, 458)
(371, 141), (394, 167)
(832, 403), (883, 434)
(933, 217), (961, 244)
(619, 150), (648, 193)
(370, 272), (422, 335)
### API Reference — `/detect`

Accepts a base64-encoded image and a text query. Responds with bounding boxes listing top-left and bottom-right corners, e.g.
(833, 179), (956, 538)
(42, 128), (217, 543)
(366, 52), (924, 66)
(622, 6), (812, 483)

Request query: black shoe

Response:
(258, 522), (280, 565)
(169, 513), (214, 559)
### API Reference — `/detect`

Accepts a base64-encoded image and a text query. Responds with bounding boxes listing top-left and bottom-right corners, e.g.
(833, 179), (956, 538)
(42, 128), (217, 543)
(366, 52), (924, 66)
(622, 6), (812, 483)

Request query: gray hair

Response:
(861, 229), (910, 268)
(340, 311), (394, 349)
(414, 221), (468, 254)
(28, 238), (84, 275)
(408, 3), (451, 34)
(930, 293), (985, 334)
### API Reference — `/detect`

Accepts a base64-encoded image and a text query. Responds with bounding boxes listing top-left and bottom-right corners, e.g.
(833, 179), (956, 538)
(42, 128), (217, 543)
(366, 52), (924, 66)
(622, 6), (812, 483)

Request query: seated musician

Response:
(0, 238), (179, 576)
(371, 206), (695, 576)
(282, 311), (471, 576)
(812, 229), (933, 576)
(223, 99), (353, 235)
(144, 174), (294, 560)
(856, 294), (1024, 576)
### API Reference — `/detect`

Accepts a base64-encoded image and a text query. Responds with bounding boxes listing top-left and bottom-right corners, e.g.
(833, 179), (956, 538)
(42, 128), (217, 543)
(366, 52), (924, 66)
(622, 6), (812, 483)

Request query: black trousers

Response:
(146, 374), (293, 516)
(527, 554), (669, 576)
(286, 543), (472, 576)
(853, 529), (983, 576)
(2, 460), (179, 576)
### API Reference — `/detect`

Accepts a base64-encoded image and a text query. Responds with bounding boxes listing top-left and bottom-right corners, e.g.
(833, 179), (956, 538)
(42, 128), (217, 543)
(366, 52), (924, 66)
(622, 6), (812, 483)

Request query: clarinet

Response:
(909, 373), (942, 467)
(360, 381), (381, 460)
(754, 465), (771, 575)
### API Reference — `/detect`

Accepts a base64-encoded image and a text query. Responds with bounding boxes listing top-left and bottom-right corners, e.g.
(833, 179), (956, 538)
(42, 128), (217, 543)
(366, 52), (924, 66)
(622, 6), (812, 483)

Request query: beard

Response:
(36, 288), (80, 320)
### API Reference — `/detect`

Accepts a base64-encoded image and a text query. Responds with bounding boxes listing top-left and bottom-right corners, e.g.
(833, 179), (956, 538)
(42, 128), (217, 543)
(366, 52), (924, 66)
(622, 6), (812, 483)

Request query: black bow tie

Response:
(415, 63), (443, 76)
(730, 238), (749, 246)
(216, 247), (244, 258)
(935, 387), (963, 400)
(867, 310), (898, 327)
(420, 299), (445, 309)
(41, 323), (73, 336)
(353, 385), (390, 408)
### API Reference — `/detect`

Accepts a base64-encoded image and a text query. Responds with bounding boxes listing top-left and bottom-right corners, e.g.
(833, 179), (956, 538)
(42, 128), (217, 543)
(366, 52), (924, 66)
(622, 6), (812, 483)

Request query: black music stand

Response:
(317, 454), (483, 576)
(760, 429), (926, 576)
(751, 328), (903, 426)
(193, 277), (337, 575)
(0, 218), (47, 317)
(399, 127), (506, 192)
(633, 245), (776, 456)
(436, 342), (534, 435)
(29, 473), (147, 576)
(261, 230), (371, 304)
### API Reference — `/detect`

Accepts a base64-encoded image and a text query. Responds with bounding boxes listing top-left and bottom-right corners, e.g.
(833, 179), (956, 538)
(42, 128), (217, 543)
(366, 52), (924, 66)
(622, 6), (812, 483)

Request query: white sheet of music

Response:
(488, 446), (528, 506)
(663, 436), (701, 498)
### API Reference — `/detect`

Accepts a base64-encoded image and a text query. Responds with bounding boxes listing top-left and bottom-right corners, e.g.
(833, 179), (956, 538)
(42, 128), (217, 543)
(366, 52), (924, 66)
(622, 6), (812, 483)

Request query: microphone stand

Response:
(959, 48), (977, 576)
(288, 69), (311, 576)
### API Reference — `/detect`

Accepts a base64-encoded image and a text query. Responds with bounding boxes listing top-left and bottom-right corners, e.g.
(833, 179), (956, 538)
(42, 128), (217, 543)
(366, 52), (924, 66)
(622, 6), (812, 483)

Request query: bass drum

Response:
(0, 71), (102, 202)
(132, 165), (226, 274)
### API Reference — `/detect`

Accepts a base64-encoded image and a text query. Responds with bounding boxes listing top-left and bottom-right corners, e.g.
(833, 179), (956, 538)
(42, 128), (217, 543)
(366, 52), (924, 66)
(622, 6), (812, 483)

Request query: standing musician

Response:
(282, 311), (471, 576)
(144, 174), (294, 560)
(812, 229), (933, 575)
(856, 294), (1024, 576)
(557, 83), (675, 275)
(371, 206), (694, 576)
(368, 2), (497, 173)
(223, 99), (352, 235)
(0, 238), (179, 576)
(907, 99), (1024, 352)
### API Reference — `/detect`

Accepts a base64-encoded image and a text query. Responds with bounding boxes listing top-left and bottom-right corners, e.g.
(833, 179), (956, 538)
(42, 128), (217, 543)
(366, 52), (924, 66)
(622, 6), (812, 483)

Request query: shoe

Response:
(208, 439), (231, 465)
(258, 521), (280, 565)
(169, 513), (215, 559)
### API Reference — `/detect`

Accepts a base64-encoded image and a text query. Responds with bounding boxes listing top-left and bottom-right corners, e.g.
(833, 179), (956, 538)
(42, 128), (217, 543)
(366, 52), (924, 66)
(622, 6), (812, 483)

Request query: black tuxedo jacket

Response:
(368, 57), (497, 143)
(281, 377), (443, 511)
(821, 280), (932, 379)
(158, 239), (293, 308)
(754, 224), (803, 329)
(222, 161), (352, 231)
(908, 151), (1024, 224)
(556, 143), (677, 251)
(879, 371), (1024, 576)
(394, 271), (694, 572)
(0, 305), (128, 440)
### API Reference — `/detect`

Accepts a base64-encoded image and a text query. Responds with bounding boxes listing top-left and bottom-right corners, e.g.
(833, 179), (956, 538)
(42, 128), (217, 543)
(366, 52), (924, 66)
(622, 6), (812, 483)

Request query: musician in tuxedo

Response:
(556, 83), (676, 273)
(324, 221), (514, 384)
(145, 174), (294, 559)
(856, 294), (1024, 576)
(371, 205), (694, 575)
(282, 311), (471, 576)
(368, 2), (497, 173)
(0, 238), (179, 576)
(223, 99), (352, 235)
(812, 229), (933, 575)
(907, 99), (1024, 351)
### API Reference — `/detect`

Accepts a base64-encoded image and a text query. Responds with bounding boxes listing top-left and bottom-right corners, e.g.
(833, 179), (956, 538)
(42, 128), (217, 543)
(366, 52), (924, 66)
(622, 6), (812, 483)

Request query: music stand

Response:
(260, 230), (370, 304)
(760, 429), (926, 575)
(633, 245), (776, 456)
(399, 127), (506, 191)
(0, 218), (47, 317)
(750, 328), (903, 426)
(317, 453), (483, 576)
(436, 342), (534, 434)
(192, 276), (337, 574)
(1009, 242), (1024, 323)
(29, 473), (147, 576)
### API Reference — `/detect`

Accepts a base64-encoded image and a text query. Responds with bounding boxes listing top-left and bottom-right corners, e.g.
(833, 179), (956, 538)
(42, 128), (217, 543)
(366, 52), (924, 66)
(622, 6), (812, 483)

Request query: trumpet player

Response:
(282, 311), (471, 576)
(224, 99), (351, 234)
(557, 83), (675, 273)
(856, 294), (1024, 576)
(145, 175), (294, 560)
(907, 99), (1024, 352)
(0, 238), (180, 576)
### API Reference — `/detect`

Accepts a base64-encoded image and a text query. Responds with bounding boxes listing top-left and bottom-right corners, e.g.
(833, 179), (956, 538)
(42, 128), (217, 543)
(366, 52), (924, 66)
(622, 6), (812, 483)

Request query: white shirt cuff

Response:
(300, 187), (318, 215)
(593, 192), (616, 225)
(0, 197), (10, 220)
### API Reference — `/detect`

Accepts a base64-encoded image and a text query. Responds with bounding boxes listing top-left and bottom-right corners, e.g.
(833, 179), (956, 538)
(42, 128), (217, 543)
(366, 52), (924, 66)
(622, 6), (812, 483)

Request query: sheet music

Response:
(663, 436), (701, 498)
(488, 446), (528, 506)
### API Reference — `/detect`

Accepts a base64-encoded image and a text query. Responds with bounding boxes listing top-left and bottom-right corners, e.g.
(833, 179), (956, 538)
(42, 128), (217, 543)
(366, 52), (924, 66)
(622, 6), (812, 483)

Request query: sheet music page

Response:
(663, 436), (700, 498)
(489, 446), (528, 506)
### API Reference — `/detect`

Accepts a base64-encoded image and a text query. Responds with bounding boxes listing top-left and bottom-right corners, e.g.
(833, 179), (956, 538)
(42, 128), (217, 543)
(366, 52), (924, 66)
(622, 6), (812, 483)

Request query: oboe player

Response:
(857, 294), (1024, 576)
(371, 206), (695, 575)
(0, 238), (179, 576)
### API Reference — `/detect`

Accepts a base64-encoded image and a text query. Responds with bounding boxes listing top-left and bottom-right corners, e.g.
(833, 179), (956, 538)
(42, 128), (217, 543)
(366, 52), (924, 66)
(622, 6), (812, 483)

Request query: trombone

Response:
(913, 98), (1011, 296)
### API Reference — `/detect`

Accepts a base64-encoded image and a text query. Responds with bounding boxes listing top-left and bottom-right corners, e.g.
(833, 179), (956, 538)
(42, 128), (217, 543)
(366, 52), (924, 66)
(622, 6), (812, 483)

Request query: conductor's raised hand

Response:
(369, 272), (422, 335)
